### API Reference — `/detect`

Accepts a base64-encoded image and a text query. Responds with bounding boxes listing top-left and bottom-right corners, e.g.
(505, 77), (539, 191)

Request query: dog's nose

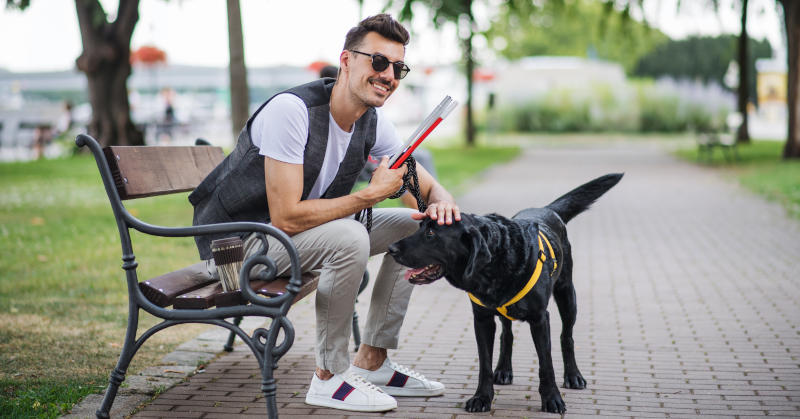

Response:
(387, 243), (399, 255)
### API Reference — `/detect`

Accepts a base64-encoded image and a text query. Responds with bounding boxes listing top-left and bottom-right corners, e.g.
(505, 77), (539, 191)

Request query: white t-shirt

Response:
(251, 93), (402, 200)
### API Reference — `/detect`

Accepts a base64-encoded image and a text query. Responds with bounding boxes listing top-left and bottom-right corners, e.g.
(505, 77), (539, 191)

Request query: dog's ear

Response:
(463, 224), (491, 281)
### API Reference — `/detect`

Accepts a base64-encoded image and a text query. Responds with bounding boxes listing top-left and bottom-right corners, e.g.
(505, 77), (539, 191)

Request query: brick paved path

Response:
(132, 141), (800, 418)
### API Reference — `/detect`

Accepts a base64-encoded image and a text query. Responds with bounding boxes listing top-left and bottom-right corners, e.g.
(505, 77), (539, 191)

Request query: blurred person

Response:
(33, 100), (75, 159)
(55, 100), (75, 137)
(190, 14), (459, 412)
(32, 124), (52, 159)
(319, 64), (339, 79)
(158, 87), (176, 143)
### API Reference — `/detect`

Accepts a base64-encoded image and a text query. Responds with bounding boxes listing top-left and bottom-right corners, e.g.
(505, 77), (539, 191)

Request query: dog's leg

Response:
(493, 316), (513, 385)
(465, 303), (496, 413)
(529, 311), (566, 413)
(553, 252), (586, 389)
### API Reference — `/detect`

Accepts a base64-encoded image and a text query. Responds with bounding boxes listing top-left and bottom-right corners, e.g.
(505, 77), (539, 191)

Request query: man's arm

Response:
(411, 162), (461, 225)
(266, 155), (407, 235)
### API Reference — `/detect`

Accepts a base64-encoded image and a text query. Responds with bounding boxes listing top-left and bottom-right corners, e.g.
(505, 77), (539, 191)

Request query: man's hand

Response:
(365, 156), (406, 203)
(411, 201), (461, 225)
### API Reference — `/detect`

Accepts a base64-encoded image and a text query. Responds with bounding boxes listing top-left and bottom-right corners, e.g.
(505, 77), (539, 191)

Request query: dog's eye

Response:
(425, 229), (435, 239)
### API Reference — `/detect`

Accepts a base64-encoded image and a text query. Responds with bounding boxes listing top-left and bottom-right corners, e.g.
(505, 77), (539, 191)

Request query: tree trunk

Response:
(781, 0), (800, 159)
(736, 0), (750, 143)
(74, 0), (142, 147)
(463, 0), (475, 147)
(464, 32), (475, 147)
(226, 0), (250, 138)
(83, 60), (143, 147)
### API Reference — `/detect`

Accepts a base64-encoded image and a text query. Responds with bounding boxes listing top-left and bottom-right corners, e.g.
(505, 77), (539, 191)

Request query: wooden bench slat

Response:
(173, 281), (223, 309)
(226, 273), (319, 305)
(139, 262), (216, 307)
(289, 274), (320, 304)
(174, 273), (320, 310)
(215, 280), (274, 307)
(104, 145), (224, 200)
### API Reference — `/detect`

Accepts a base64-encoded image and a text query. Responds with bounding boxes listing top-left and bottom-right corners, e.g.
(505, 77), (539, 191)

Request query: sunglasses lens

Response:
(371, 54), (390, 72)
(395, 64), (410, 80)
(362, 51), (409, 80)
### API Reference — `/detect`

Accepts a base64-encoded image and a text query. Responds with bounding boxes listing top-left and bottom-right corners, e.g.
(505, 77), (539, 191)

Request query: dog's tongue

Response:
(404, 267), (428, 281)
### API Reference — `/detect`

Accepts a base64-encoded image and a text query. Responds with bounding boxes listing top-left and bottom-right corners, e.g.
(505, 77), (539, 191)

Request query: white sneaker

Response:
(349, 359), (446, 397)
(304, 371), (397, 412)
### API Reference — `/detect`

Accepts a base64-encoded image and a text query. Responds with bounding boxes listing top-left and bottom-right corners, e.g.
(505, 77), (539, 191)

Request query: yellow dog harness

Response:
(468, 230), (557, 321)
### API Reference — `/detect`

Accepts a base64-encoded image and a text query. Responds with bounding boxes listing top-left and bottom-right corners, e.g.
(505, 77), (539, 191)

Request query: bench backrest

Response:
(103, 145), (224, 200)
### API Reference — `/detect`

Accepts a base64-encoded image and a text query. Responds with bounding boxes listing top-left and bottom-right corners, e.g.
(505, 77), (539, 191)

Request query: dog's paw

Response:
(563, 370), (586, 389)
(493, 369), (513, 385)
(540, 391), (566, 414)
(465, 395), (493, 412)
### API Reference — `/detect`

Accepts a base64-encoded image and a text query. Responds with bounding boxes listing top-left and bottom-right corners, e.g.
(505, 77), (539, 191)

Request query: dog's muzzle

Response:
(404, 264), (445, 285)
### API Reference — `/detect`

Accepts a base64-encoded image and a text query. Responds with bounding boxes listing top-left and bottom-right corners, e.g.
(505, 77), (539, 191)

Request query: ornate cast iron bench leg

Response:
(97, 257), (142, 419)
(224, 316), (243, 352)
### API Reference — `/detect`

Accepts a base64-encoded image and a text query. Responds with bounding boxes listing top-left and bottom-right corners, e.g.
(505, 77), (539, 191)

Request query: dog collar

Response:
(468, 230), (557, 321)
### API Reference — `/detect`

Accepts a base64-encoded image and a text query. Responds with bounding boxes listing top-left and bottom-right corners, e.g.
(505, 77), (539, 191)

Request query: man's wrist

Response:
(355, 187), (382, 208)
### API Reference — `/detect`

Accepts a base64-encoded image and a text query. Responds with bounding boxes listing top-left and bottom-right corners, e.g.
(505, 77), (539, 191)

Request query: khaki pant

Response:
(208, 208), (419, 374)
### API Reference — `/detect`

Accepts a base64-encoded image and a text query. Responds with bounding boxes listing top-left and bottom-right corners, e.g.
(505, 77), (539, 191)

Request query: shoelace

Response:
(345, 371), (386, 394)
(389, 361), (428, 382)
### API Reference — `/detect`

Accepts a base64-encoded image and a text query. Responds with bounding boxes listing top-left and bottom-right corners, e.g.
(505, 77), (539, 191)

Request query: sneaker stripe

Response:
(332, 382), (355, 401)
(386, 371), (409, 387)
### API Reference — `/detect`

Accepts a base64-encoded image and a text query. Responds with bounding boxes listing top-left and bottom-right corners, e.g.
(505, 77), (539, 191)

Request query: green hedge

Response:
(490, 81), (729, 133)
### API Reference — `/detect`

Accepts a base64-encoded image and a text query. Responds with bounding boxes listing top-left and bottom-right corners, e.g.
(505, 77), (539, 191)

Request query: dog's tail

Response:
(546, 173), (623, 224)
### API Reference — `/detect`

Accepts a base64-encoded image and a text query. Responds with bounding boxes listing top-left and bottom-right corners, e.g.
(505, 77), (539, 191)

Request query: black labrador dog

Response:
(388, 173), (623, 414)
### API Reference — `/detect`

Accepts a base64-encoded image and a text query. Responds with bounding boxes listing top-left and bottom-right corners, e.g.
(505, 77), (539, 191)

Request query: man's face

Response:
(345, 32), (405, 108)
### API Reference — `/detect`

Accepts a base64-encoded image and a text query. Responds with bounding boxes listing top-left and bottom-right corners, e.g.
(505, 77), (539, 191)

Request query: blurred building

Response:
(752, 57), (787, 140)
(492, 56), (627, 105)
(0, 64), (318, 159)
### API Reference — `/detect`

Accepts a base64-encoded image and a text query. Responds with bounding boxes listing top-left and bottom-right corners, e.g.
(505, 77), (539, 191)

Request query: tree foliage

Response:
(486, 0), (667, 73)
(4, 0), (30, 9)
(634, 35), (773, 102)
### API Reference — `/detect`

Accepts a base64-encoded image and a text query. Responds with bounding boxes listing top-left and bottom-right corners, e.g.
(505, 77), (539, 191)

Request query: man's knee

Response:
(319, 218), (370, 261)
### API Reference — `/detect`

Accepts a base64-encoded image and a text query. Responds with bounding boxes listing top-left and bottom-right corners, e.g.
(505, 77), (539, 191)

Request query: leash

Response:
(356, 155), (427, 232)
(468, 230), (557, 321)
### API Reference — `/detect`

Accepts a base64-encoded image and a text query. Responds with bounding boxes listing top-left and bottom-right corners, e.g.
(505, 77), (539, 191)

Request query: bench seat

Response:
(139, 264), (318, 309)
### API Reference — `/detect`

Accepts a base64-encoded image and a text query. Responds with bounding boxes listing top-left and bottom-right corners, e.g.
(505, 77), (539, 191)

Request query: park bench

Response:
(696, 131), (738, 162)
(696, 112), (741, 163)
(76, 133), (318, 419)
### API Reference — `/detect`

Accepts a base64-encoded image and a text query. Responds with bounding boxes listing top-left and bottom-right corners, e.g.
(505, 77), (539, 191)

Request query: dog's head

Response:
(387, 214), (491, 289)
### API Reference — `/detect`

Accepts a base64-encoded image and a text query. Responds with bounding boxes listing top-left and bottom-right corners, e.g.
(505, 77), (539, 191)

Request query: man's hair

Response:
(343, 14), (410, 51)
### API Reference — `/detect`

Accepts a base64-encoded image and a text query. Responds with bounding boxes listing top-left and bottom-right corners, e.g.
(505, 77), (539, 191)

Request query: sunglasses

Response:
(350, 50), (411, 80)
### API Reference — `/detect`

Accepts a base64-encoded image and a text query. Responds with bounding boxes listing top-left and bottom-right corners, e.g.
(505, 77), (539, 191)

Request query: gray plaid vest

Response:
(189, 78), (377, 259)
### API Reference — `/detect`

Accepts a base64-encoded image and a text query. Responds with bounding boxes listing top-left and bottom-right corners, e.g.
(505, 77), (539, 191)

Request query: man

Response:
(189, 14), (460, 412)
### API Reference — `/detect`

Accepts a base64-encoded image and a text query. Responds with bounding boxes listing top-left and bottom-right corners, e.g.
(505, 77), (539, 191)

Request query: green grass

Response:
(1, 378), (106, 419)
(0, 144), (519, 418)
(675, 140), (800, 219)
(428, 145), (521, 196)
